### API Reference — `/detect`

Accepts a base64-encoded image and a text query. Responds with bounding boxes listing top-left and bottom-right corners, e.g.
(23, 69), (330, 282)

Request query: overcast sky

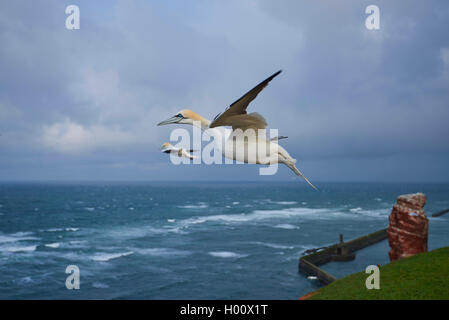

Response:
(0, 0), (448, 182)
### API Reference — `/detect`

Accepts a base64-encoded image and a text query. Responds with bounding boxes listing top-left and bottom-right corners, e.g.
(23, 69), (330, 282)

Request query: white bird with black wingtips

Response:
(157, 70), (317, 190)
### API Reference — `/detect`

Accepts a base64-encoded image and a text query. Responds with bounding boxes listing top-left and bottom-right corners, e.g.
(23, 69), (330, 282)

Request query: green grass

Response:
(309, 246), (449, 300)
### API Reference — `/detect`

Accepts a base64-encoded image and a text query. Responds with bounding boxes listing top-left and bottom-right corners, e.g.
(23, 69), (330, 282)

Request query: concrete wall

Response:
(298, 228), (388, 284)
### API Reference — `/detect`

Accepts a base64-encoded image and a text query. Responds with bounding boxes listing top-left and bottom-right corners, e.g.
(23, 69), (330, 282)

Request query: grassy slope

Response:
(310, 246), (449, 300)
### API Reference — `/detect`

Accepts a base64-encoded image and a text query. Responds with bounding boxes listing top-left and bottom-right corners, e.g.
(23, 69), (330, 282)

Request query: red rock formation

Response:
(388, 193), (428, 261)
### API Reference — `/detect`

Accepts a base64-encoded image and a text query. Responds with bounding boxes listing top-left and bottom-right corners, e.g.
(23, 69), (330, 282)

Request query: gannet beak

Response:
(157, 115), (181, 126)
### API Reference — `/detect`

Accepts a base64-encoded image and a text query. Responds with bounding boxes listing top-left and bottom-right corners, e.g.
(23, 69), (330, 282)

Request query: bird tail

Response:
(285, 161), (318, 191)
(270, 136), (288, 142)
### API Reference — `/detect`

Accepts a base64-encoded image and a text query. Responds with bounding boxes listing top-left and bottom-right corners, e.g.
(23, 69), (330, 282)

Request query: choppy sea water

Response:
(0, 182), (448, 299)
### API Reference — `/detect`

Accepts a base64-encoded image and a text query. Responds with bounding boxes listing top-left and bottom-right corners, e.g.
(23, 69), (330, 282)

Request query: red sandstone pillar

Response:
(388, 193), (428, 262)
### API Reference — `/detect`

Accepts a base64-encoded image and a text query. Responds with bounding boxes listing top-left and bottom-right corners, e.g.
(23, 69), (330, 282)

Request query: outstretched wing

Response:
(210, 70), (282, 129)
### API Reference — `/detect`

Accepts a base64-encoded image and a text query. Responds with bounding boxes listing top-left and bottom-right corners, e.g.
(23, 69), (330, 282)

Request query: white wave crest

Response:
(5, 245), (37, 253)
(92, 251), (134, 262)
(208, 251), (247, 258)
(134, 248), (191, 257)
(106, 225), (188, 241)
(248, 241), (294, 249)
(0, 232), (37, 244)
(180, 207), (331, 226)
(274, 224), (300, 230)
(44, 227), (79, 232)
(271, 201), (298, 205)
(179, 205), (388, 228)
(178, 202), (208, 209)
(45, 243), (60, 248)
(354, 208), (389, 218)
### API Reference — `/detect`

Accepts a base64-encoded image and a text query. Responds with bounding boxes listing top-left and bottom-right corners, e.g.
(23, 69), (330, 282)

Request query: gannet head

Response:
(157, 109), (209, 128)
(157, 109), (196, 126)
(160, 142), (173, 153)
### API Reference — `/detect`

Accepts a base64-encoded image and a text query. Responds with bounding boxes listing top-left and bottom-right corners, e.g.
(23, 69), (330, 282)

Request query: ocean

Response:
(0, 182), (448, 299)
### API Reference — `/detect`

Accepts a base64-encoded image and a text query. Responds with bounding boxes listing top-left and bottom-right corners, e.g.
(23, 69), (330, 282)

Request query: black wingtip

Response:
(267, 70), (282, 82)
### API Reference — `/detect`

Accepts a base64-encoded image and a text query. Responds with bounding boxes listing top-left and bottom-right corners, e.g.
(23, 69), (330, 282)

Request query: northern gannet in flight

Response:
(160, 142), (198, 160)
(157, 70), (317, 190)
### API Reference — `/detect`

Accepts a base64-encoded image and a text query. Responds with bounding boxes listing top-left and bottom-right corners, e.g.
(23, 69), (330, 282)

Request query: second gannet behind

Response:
(160, 142), (198, 160)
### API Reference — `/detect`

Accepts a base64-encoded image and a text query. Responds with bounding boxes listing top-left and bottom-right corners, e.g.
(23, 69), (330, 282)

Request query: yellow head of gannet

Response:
(160, 142), (172, 152)
(157, 109), (210, 129)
